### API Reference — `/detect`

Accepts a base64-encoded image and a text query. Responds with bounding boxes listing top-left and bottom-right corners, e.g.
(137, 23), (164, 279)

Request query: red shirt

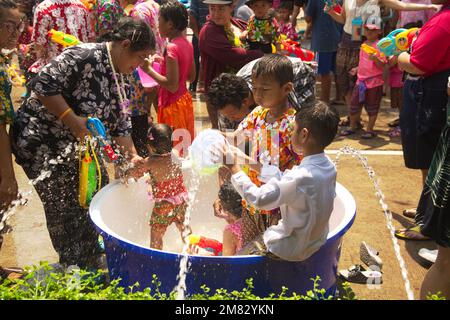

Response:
(410, 5), (450, 77)
(199, 18), (263, 92)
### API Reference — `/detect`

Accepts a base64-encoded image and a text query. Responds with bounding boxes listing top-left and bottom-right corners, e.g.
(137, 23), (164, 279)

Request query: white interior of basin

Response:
(90, 164), (356, 254)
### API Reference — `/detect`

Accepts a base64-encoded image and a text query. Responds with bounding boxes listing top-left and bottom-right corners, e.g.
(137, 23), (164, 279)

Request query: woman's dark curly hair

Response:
(207, 73), (251, 111)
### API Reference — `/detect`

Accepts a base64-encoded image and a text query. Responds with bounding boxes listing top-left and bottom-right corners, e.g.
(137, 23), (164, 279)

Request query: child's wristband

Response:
(58, 108), (72, 121)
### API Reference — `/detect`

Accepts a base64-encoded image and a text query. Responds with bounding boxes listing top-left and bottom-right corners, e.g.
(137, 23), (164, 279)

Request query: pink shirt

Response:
(357, 41), (386, 89)
(158, 36), (194, 109)
(410, 5), (450, 77)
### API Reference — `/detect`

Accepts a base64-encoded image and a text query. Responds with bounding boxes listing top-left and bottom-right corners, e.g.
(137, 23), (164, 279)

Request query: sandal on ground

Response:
(339, 264), (383, 284)
(403, 208), (416, 219)
(394, 225), (430, 241)
(360, 241), (383, 271)
(388, 118), (400, 127)
(418, 248), (437, 264)
(388, 127), (401, 138)
(0, 266), (24, 281)
(340, 128), (357, 136)
(361, 131), (377, 139)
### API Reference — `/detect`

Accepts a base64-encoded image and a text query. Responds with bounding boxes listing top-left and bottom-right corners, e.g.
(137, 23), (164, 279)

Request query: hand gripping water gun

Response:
(86, 117), (119, 163)
(188, 234), (223, 256)
(360, 43), (384, 57)
(281, 39), (315, 62)
(48, 29), (80, 48)
(377, 28), (419, 56)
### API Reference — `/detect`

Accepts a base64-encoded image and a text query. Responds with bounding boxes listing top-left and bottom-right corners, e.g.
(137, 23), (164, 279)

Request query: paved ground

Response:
(0, 26), (435, 298)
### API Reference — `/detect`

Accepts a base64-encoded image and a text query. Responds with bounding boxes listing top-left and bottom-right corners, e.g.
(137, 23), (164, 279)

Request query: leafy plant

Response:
(0, 262), (352, 300)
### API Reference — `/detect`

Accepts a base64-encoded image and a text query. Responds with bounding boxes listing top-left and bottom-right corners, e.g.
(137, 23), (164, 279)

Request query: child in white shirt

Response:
(226, 101), (340, 261)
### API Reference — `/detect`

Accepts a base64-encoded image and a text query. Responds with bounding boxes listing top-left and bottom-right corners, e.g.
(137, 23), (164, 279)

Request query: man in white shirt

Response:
(226, 101), (340, 261)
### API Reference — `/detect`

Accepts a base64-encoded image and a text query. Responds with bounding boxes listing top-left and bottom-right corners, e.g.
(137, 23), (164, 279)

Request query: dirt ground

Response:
(0, 37), (436, 299)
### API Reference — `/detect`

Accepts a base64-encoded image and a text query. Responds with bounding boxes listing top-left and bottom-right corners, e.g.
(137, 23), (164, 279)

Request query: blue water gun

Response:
(86, 118), (119, 163)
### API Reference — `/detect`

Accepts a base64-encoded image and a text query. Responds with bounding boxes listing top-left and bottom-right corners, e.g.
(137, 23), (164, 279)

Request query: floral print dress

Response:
(0, 54), (14, 126)
(29, 0), (94, 73)
(11, 43), (132, 176)
(236, 105), (303, 244)
(94, 0), (125, 36)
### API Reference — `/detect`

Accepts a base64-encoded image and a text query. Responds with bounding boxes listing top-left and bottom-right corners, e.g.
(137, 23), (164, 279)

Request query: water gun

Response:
(48, 29), (80, 48)
(360, 43), (384, 57)
(86, 117), (119, 163)
(81, 0), (95, 10)
(188, 234), (223, 256)
(281, 39), (315, 62)
(79, 140), (100, 208)
(325, 0), (342, 13)
(377, 28), (419, 57)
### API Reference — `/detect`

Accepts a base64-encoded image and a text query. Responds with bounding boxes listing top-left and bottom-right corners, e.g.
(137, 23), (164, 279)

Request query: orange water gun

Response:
(188, 234), (223, 256)
(48, 29), (80, 48)
(79, 138), (101, 208)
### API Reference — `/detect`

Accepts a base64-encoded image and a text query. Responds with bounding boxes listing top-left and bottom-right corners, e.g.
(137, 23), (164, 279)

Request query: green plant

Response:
(0, 262), (348, 300)
(426, 292), (446, 300)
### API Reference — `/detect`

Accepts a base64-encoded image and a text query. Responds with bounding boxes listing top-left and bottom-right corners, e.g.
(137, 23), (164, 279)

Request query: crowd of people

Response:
(0, 0), (449, 299)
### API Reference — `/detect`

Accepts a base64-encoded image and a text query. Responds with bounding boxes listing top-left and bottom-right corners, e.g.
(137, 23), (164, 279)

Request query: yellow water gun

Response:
(48, 29), (80, 48)
(79, 138), (101, 208)
(360, 43), (385, 57)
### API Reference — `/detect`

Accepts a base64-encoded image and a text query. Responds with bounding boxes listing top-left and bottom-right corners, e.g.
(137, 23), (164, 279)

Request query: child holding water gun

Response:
(142, 124), (189, 250)
(340, 15), (387, 139)
(387, 55), (403, 137)
(188, 181), (243, 256)
(277, 1), (298, 41)
(144, 0), (195, 151)
(241, 0), (281, 53)
(216, 181), (243, 256)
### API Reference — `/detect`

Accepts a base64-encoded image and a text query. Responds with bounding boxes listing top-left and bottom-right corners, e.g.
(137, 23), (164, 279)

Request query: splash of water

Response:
(0, 190), (32, 234)
(333, 146), (415, 300)
(174, 159), (201, 300)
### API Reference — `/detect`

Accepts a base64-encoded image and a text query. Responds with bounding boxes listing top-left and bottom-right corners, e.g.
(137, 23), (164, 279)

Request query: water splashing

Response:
(333, 146), (415, 300)
(174, 159), (201, 300)
(0, 190), (32, 235)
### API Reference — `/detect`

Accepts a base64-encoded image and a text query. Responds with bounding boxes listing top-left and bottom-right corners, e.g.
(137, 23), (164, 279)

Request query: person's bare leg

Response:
(349, 111), (361, 131)
(150, 225), (168, 250)
(366, 114), (378, 133)
(319, 74), (332, 105)
(334, 74), (343, 102)
(420, 246), (450, 299)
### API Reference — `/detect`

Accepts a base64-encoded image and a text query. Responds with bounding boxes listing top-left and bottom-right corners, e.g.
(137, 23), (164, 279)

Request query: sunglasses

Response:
(0, 20), (25, 34)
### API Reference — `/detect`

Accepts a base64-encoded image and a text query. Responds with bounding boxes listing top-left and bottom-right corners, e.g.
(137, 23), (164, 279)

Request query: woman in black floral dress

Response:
(10, 17), (155, 269)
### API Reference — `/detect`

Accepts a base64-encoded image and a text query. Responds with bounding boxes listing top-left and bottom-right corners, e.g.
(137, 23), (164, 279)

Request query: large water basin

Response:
(89, 169), (356, 297)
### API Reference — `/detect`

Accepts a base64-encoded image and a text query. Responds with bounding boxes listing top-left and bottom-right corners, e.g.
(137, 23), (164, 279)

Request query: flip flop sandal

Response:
(394, 225), (430, 241)
(402, 208), (416, 219)
(361, 131), (377, 139)
(340, 129), (356, 136)
(339, 264), (383, 284)
(418, 248), (437, 264)
(360, 241), (383, 271)
(388, 118), (400, 127)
